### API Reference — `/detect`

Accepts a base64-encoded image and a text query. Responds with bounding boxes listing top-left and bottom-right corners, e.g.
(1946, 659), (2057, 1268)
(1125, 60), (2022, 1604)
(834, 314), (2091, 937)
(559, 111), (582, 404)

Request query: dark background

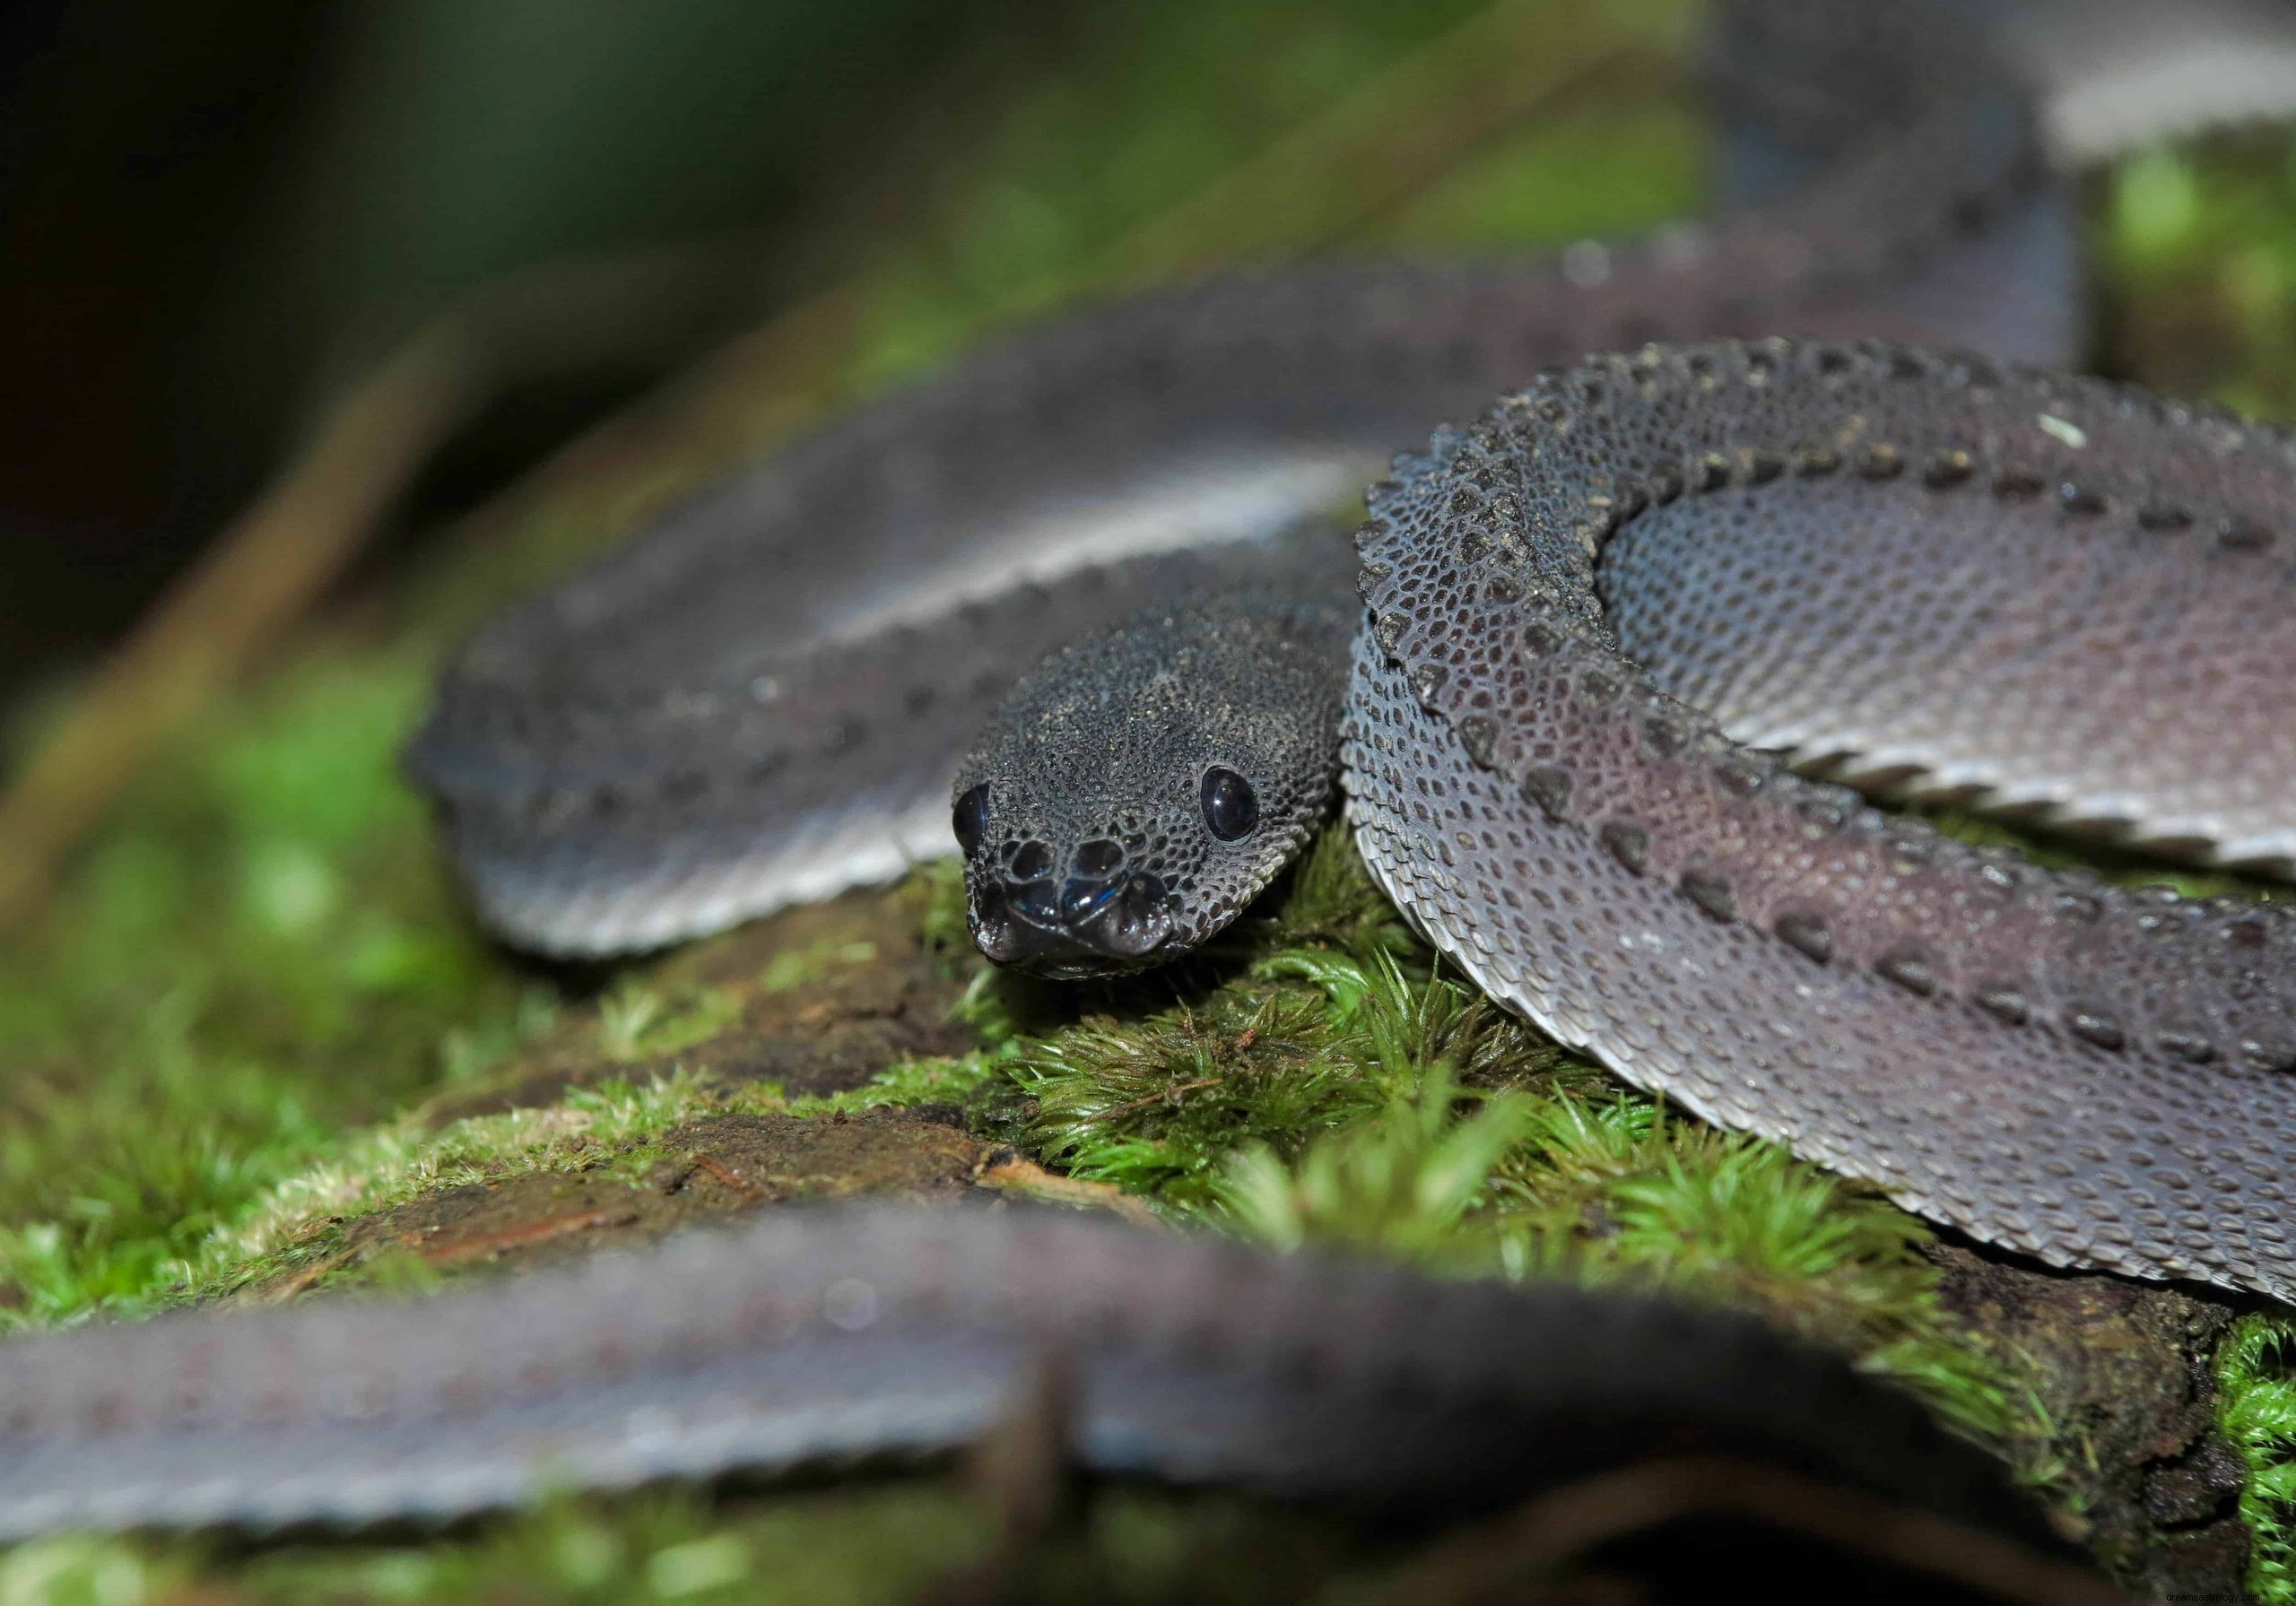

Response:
(0, 0), (1014, 697)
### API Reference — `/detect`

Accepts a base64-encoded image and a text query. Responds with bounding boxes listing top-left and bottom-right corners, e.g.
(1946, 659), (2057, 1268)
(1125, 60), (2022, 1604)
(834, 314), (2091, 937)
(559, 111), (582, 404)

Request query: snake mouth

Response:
(969, 871), (1174, 976)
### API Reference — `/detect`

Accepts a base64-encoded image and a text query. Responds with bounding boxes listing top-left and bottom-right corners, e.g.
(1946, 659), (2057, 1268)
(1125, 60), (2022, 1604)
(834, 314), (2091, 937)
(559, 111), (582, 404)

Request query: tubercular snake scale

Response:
(2, 0), (2294, 1565)
(1348, 340), (2296, 1304)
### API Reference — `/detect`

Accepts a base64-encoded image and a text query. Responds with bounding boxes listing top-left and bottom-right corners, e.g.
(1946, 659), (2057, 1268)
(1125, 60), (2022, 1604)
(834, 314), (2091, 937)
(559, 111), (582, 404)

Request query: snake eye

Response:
(952, 783), (989, 856)
(1200, 767), (1257, 841)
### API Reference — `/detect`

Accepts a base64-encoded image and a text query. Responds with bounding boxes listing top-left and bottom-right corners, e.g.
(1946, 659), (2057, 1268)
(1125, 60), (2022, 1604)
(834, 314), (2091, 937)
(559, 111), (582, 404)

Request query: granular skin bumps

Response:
(1347, 338), (2296, 1303)
(13, 0), (2296, 1551)
(408, 1), (2066, 958)
(1599, 463), (2296, 857)
(953, 555), (1356, 975)
(398, 1), (2296, 1311)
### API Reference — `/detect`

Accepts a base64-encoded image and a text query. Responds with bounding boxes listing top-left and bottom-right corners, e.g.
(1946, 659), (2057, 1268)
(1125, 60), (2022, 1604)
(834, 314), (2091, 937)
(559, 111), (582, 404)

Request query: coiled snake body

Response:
(4, 0), (2296, 1571)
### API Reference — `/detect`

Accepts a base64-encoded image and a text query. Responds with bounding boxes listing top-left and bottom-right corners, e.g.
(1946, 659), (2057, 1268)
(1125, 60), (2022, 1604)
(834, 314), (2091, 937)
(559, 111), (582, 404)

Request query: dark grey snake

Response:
(5, 0), (2296, 1576)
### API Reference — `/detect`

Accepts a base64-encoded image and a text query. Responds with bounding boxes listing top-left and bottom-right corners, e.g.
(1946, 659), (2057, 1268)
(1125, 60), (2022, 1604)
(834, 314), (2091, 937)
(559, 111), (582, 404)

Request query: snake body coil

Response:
(0, 1208), (2050, 1542)
(1349, 342), (2296, 1302)
(4, 0), (2296, 1559)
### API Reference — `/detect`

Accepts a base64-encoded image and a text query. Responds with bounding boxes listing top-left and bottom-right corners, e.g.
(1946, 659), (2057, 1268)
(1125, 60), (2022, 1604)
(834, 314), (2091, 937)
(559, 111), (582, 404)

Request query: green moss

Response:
(1229, 822), (1422, 965)
(1020, 980), (1391, 1202)
(2219, 1316), (2296, 1604)
(845, 0), (1697, 388)
(0, 1485), (995, 1606)
(912, 856), (977, 964)
(1217, 1063), (1544, 1264)
(791, 1051), (1013, 1121)
(1010, 846), (1579, 1204)
(0, 1477), (1435, 1606)
(173, 1070), (768, 1304)
(0, 652), (551, 1326)
(595, 981), (746, 1062)
(4, 3), (2294, 1599)
(2099, 135), (2296, 419)
(1213, 1073), (2053, 1475)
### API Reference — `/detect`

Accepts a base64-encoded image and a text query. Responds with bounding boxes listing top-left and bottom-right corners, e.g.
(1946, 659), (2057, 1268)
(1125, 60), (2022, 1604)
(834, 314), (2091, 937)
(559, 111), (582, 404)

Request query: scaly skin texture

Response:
(953, 527), (1360, 977)
(405, 0), (2066, 956)
(0, 1204), (2082, 1572)
(1348, 339), (2296, 1303)
(4, 0), (2292, 1558)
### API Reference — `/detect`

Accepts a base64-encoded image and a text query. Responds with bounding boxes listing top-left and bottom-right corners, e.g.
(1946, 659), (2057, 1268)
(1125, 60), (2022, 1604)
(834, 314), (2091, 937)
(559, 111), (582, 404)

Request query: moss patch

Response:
(285, 1107), (998, 1297)
(2224, 1318), (2296, 1602)
(2100, 132), (2296, 419)
(2, 5), (2295, 1603)
(424, 878), (980, 1128)
(0, 651), (550, 1326)
(0, 1479), (1433, 1606)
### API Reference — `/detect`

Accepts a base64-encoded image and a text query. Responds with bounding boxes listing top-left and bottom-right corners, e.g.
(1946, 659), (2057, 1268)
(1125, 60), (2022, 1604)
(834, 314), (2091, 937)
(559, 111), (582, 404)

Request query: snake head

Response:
(951, 592), (1350, 978)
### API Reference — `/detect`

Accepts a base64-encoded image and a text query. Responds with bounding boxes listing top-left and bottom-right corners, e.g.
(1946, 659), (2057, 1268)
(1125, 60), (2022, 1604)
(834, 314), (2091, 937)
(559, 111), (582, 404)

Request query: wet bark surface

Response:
(1930, 1239), (2254, 1601)
(425, 881), (982, 1128)
(310, 1107), (1004, 1283)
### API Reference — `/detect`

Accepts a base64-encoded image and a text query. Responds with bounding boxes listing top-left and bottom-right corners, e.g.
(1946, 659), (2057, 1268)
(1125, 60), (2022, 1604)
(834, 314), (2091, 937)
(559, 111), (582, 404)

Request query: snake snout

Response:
(969, 836), (1174, 975)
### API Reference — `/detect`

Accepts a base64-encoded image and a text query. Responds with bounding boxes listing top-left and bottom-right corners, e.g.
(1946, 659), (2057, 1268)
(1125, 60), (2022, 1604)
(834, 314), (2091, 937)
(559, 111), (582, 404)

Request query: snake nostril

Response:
(1010, 879), (1059, 925)
(1058, 876), (1122, 922)
(1008, 840), (1054, 881)
(1073, 838), (1124, 878)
